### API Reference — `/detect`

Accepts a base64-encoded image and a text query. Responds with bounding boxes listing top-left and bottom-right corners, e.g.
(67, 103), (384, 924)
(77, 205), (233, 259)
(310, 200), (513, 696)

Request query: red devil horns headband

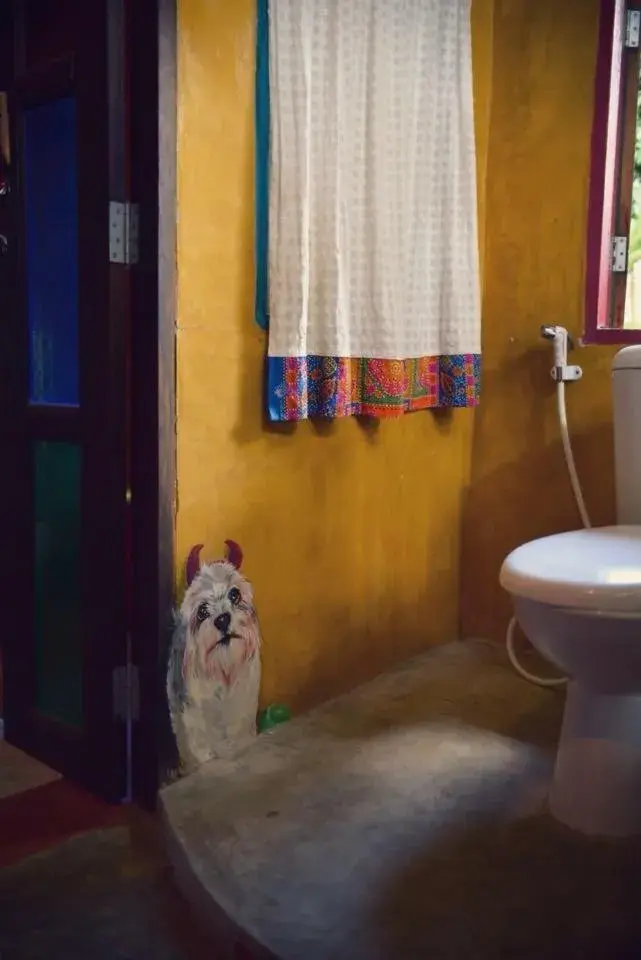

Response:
(185, 540), (244, 586)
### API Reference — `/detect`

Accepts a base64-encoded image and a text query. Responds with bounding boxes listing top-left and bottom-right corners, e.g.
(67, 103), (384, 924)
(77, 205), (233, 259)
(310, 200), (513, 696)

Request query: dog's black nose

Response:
(214, 612), (231, 634)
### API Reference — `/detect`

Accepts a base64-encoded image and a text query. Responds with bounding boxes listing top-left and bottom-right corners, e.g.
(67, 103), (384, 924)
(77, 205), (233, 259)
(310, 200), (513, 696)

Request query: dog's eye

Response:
(228, 587), (241, 606)
(196, 603), (209, 622)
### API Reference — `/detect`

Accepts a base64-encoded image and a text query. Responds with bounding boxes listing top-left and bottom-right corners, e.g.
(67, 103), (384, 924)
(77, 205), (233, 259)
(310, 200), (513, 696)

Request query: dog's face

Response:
(180, 557), (260, 688)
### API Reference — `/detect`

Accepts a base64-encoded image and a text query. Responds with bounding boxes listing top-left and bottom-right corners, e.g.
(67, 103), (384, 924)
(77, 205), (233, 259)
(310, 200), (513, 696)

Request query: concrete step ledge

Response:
(160, 640), (562, 960)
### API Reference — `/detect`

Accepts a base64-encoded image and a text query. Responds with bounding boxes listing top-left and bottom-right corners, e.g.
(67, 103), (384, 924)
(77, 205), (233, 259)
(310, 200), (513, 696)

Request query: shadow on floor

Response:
(372, 812), (641, 960)
(308, 641), (566, 751)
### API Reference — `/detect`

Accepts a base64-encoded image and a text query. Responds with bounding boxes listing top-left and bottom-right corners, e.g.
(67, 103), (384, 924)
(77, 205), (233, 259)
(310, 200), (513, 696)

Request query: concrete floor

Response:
(161, 639), (641, 960)
(0, 818), (219, 959)
(0, 743), (216, 957)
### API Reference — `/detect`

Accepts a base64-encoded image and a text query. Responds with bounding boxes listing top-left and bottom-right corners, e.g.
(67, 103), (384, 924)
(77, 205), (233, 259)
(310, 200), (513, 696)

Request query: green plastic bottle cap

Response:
(258, 703), (292, 732)
(267, 704), (291, 723)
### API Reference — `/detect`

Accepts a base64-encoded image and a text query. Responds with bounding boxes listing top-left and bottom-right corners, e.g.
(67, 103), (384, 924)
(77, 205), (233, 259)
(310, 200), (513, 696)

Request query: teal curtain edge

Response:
(255, 0), (270, 331)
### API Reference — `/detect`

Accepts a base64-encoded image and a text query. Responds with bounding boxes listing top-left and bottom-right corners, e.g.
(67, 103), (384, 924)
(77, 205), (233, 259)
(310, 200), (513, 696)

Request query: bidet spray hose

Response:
(556, 381), (591, 531)
(506, 376), (592, 687)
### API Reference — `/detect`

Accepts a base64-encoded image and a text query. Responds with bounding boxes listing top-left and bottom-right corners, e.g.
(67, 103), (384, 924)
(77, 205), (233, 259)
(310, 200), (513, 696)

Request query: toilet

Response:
(500, 346), (641, 837)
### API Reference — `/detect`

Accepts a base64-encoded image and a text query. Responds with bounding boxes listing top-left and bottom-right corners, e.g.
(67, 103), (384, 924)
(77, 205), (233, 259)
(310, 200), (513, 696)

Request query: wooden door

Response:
(0, 0), (132, 802)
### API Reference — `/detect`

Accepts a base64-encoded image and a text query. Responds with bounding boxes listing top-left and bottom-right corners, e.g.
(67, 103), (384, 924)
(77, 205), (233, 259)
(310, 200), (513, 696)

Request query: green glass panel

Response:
(34, 441), (83, 728)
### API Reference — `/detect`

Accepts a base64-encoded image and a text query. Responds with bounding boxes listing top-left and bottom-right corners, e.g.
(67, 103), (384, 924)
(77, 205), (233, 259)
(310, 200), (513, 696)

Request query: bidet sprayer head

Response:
(539, 324), (582, 382)
(540, 324), (575, 351)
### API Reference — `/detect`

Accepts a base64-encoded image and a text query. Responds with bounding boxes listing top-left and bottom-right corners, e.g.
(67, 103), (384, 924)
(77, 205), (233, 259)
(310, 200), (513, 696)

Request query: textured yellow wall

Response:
(460, 0), (618, 640)
(176, 0), (618, 708)
(176, 0), (492, 710)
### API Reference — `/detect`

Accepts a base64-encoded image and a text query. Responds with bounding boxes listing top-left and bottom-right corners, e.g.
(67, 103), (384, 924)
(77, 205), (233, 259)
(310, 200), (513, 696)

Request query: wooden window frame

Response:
(585, 0), (641, 343)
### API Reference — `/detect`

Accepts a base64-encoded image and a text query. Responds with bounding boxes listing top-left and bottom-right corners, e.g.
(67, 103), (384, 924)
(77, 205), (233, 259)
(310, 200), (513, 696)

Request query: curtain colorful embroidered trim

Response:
(267, 355), (480, 421)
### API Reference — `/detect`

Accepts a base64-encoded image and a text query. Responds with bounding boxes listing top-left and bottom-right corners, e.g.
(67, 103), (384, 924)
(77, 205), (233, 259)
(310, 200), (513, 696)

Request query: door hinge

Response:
(626, 9), (641, 48)
(112, 663), (140, 722)
(109, 201), (139, 265)
(612, 235), (628, 272)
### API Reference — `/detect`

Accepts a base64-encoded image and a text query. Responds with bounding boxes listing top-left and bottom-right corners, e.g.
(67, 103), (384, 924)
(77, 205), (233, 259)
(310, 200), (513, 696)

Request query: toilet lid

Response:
(500, 526), (641, 613)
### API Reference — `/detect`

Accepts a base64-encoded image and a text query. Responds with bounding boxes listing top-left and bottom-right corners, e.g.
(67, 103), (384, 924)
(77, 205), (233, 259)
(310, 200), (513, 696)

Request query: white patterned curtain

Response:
(265, 0), (481, 420)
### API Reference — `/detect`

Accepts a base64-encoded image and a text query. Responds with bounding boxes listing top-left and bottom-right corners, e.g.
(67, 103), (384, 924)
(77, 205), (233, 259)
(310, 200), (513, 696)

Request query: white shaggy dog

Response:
(166, 540), (261, 772)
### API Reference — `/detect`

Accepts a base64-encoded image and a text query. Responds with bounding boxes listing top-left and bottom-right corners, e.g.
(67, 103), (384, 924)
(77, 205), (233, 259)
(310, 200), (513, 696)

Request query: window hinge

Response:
(109, 201), (139, 265)
(612, 235), (628, 272)
(112, 663), (140, 722)
(625, 9), (640, 48)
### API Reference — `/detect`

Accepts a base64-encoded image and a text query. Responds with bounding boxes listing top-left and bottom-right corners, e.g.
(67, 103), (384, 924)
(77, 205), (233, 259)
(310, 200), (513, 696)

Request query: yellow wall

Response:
(176, 0), (617, 710)
(460, 0), (617, 640)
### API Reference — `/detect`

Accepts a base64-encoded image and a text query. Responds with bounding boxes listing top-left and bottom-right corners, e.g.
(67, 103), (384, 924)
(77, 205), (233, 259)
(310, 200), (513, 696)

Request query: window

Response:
(585, 0), (641, 342)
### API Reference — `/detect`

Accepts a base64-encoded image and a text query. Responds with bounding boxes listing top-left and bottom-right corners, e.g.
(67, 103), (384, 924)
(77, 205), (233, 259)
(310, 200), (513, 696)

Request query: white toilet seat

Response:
(500, 525), (641, 614)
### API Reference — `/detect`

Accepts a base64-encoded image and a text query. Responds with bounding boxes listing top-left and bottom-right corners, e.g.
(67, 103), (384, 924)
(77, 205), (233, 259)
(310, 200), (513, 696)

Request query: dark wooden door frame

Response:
(1, 0), (134, 801)
(128, 0), (177, 807)
(0, 0), (177, 809)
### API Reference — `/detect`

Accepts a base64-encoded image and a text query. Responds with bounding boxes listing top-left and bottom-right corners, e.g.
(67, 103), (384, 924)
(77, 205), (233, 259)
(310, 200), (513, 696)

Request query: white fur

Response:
(167, 559), (261, 772)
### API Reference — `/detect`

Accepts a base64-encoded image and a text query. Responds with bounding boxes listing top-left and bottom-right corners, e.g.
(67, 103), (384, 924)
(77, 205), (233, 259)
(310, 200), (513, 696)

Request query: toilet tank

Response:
(613, 345), (641, 524)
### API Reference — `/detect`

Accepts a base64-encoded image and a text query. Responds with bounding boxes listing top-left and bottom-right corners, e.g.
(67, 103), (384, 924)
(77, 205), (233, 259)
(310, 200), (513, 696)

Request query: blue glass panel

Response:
(24, 96), (79, 405)
(34, 441), (83, 728)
